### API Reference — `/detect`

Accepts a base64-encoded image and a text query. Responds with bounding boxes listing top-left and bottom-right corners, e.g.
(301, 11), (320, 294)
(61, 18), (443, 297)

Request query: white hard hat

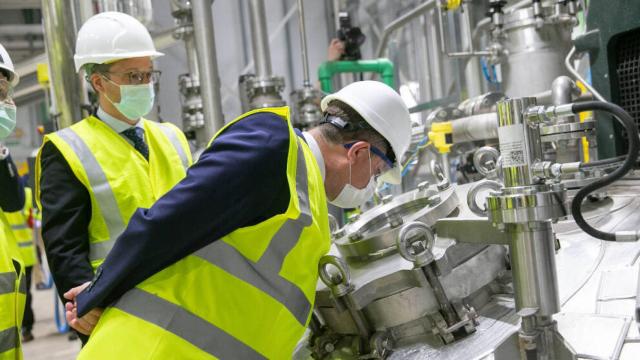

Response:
(0, 43), (18, 86)
(74, 11), (164, 73)
(321, 81), (411, 184)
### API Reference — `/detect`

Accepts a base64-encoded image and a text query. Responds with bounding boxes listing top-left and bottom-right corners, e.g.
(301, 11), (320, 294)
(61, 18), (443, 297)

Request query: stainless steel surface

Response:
(96, 0), (153, 25)
(249, 0), (273, 79)
(501, 6), (573, 97)
(466, 180), (502, 217)
(333, 184), (459, 260)
(496, 97), (542, 187)
(295, 0), (311, 87)
(472, 147), (500, 179)
(374, 0), (438, 58)
(191, 0), (225, 143)
(509, 222), (560, 317)
(456, 92), (504, 116)
(172, 1), (205, 138)
(565, 47), (606, 102)
(460, 2), (484, 98)
(451, 112), (499, 143)
(437, 3), (490, 59)
(428, 8), (445, 99)
(42, 0), (84, 129)
(551, 76), (580, 108)
(302, 181), (640, 359)
(244, 0), (286, 110)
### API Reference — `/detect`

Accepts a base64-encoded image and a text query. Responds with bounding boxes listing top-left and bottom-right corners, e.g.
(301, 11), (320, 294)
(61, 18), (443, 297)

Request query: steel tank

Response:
(501, 7), (573, 97)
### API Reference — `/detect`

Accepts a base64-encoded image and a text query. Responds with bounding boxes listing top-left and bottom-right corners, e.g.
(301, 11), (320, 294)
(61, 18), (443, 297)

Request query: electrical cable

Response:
(580, 155), (626, 168)
(571, 101), (640, 241)
(401, 138), (431, 177)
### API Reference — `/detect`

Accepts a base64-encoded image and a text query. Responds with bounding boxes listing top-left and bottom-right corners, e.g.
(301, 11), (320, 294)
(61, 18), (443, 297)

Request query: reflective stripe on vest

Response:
(158, 124), (190, 170)
(112, 141), (312, 358)
(0, 272), (16, 295)
(115, 288), (266, 359)
(17, 241), (32, 248)
(0, 327), (18, 354)
(56, 128), (125, 262)
(10, 224), (27, 231)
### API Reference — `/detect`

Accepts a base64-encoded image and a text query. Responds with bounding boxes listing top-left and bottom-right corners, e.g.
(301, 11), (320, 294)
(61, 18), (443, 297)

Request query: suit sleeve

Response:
(39, 141), (95, 300)
(76, 113), (291, 314)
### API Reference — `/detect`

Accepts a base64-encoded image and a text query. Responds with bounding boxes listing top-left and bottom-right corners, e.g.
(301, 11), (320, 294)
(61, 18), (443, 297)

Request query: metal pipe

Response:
(437, 4), (491, 58)
(451, 112), (499, 142)
(296, 0), (311, 87)
(460, 2), (483, 97)
(565, 47), (606, 102)
(551, 75), (580, 107)
(248, 0), (272, 78)
(375, 0), (437, 58)
(42, 0), (83, 129)
(472, 0), (533, 41)
(191, 0), (225, 142)
(427, 9), (444, 99)
(509, 222), (560, 316)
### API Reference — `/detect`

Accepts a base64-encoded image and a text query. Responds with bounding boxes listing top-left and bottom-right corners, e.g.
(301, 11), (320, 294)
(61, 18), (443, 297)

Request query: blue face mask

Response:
(0, 102), (16, 139)
(104, 77), (155, 120)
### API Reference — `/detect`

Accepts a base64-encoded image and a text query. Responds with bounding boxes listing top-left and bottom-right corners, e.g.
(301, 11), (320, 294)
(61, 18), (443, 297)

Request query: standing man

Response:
(66, 81), (411, 359)
(0, 42), (26, 360)
(35, 12), (192, 343)
(5, 186), (36, 342)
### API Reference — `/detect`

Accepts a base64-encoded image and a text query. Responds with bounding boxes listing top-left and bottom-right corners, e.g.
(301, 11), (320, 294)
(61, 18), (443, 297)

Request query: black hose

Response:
(580, 155), (626, 169)
(571, 101), (640, 241)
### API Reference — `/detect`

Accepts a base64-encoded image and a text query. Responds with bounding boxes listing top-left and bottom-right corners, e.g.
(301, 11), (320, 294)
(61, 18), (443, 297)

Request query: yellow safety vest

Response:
(0, 210), (25, 360)
(5, 188), (35, 267)
(79, 107), (331, 359)
(35, 116), (192, 270)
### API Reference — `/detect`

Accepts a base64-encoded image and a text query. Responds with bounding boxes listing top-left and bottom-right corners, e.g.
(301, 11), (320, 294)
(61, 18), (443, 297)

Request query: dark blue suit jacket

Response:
(77, 113), (298, 315)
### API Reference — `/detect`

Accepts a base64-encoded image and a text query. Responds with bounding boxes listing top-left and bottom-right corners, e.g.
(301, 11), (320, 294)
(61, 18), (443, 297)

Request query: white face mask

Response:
(329, 150), (376, 209)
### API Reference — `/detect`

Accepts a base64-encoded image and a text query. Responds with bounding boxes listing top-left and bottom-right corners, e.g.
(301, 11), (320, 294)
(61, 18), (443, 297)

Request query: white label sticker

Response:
(498, 124), (527, 167)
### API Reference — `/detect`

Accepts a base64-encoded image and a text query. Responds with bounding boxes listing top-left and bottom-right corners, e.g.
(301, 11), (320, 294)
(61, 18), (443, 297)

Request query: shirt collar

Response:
(96, 107), (144, 133)
(302, 131), (325, 181)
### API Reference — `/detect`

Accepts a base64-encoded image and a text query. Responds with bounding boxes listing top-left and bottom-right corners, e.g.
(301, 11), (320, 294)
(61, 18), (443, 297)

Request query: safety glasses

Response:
(343, 142), (395, 175)
(104, 70), (162, 85)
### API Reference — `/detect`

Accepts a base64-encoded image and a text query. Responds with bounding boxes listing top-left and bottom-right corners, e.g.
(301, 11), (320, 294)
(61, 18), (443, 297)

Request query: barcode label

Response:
(509, 150), (524, 164)
(498, 124), (527, 167)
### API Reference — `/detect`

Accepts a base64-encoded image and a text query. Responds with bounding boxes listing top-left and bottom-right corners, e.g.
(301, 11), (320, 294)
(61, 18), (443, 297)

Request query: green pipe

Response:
(317, 58), (395, 93)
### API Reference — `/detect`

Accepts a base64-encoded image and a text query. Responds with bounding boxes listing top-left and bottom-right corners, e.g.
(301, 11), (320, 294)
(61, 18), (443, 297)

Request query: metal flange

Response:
(333, 184), (459, 260)
(486, 184), (567, 224)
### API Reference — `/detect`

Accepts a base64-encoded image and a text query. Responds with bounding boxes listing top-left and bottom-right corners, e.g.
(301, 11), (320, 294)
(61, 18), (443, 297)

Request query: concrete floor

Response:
(22, 285), (81, 360)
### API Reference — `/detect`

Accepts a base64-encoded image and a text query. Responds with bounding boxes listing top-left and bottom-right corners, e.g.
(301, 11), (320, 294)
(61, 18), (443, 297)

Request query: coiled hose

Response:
(571, 101), (640, 241)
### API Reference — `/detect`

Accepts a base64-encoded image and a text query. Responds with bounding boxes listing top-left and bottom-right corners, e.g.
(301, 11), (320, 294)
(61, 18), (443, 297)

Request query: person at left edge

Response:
(34, 11), (192, 343)
(0, 41), (27, 360)
(4, 186), (36, 343)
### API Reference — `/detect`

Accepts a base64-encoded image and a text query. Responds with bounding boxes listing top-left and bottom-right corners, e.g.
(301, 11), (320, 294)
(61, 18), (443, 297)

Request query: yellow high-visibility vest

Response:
(0, 209), (25, 360)
(35, 116), (192, 270)
(5, 188), (35, 267)
(80, 107), (331, 359)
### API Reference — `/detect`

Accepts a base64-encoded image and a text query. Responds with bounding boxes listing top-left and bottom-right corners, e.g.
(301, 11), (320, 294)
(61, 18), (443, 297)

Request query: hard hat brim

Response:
(74, 50), (165, 73)
(0, 64), (18, 86)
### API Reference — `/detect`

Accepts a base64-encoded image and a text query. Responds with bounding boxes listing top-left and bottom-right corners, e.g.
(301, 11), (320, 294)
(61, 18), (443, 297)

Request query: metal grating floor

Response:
(615, 30), (640, 131)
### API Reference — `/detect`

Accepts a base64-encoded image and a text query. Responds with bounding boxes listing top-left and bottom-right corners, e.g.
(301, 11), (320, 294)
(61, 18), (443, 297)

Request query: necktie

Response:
(122, 127), (149, 160)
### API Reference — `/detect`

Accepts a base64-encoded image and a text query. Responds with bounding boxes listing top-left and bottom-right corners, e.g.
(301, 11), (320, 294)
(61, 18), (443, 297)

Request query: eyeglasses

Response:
(343, 142), (395, 174)
(0, 79), (13, 102)
(104, 70), (162, 85)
